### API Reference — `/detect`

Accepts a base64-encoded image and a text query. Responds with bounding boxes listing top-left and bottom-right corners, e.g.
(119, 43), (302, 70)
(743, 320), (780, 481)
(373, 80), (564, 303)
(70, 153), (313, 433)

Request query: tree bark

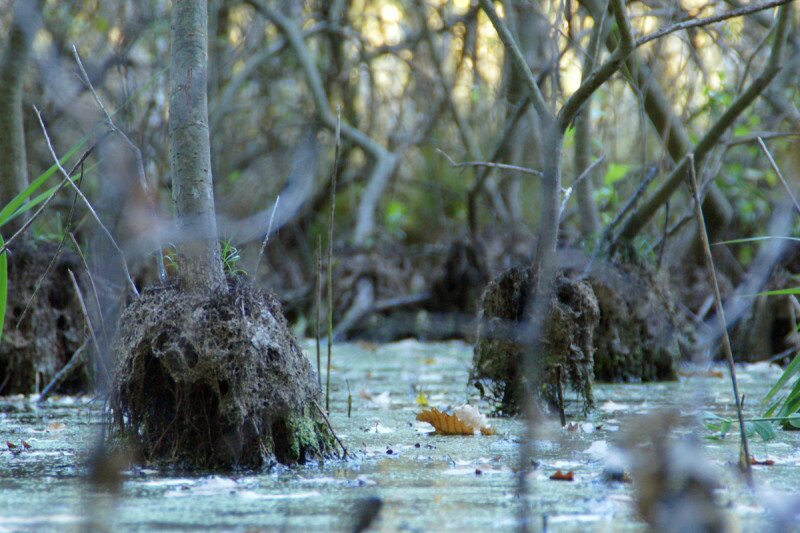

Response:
(0, 0), (40, 234)
(169, 0), (225, 291)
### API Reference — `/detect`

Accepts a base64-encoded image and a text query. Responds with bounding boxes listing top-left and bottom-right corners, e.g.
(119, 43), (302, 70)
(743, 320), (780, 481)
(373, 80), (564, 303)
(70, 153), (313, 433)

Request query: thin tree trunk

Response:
(170, 0), (225, 291)
(0, 1), (40, 234)
(573, 9), (603, 237)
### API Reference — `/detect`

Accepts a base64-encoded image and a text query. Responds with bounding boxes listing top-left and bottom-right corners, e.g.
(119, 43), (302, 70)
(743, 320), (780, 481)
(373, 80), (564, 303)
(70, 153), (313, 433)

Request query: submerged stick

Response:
(555, 365), (566, 427)
(688, 154), (753, 486)
(313, 399), (347, 459)
(326, 109), (341, 413)
(346, 378), (352, 418)
(38, 341), (88, 403)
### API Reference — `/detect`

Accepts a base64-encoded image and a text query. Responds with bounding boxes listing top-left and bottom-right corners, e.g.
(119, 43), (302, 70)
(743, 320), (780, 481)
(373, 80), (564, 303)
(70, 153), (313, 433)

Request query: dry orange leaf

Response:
(749, 457), (775, 466)
(416, 405), (494, 436)
(549, 470), (574, 481)
(48, 422), (65, 431)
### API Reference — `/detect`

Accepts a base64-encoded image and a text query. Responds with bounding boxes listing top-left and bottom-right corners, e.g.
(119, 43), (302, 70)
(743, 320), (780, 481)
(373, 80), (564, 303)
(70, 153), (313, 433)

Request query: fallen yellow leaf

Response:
(416, 405), (494, 436)
(416, 391), (429, 407)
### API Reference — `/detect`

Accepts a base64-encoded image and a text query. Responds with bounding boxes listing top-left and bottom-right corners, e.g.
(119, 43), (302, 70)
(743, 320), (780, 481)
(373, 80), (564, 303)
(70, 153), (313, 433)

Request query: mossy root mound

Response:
(470, 267), (599, 416)
(0, 240), (89, 395)
(110, 281), (337, 469)
(586, 263), (686, 382)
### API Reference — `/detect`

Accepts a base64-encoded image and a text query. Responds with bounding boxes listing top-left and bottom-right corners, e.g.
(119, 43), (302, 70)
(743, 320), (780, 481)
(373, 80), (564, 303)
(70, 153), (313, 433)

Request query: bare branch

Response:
(558, 0), (635, 130)
(616, 3), (791, 241)
(34, 105), (139, 297)
(477, 0), (551, 122)
(72, 45), (166, 282)
(437, 148), (543, 177)
(636, 0), (794, 48)
(757, 136), (800, 215)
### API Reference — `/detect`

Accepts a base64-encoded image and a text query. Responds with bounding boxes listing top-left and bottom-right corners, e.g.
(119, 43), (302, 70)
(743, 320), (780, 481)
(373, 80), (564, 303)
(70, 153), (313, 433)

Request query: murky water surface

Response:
(1, 340), (799, 531)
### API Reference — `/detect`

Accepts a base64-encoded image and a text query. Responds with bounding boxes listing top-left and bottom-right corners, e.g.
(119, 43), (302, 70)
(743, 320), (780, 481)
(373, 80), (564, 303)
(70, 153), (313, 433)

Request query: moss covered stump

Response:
(470, 267), (599, 416)
(586, 263), (685, 382)
(109, 280), (337, 469)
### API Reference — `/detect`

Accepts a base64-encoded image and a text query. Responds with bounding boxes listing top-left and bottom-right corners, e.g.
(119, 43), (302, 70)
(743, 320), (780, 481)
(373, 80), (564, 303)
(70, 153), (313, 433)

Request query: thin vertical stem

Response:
(316, 235), (322, 389)
(688, 154), (753, 486)
(326, 109), (341, 413)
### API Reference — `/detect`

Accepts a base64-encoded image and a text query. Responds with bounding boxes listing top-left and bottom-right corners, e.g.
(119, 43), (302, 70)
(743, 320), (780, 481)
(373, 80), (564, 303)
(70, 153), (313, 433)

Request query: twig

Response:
(37, 341), (88, 403)
(68, 269), (109, 382)
(69, 232), (108, 342)
(15, 163), (85, 329)
(477, 0), (550, 120)
(313, 399), (347, 459)
(437, 148), (543, 177)
(729, 131), (800, 146)
(756, 136), (800, 215)
(72, 45), (166, 282)
(688, 154), (752, 486)
(252, 195), (281, 276)
(315, 235), (322, 389)
(326, 108), (341, 414)
(572, 154), (606, 190)
(34, 106), (139, 297)
(560, 155), (607, 222)
(636, 0), (794, 48)
(557, 0), (636, 130)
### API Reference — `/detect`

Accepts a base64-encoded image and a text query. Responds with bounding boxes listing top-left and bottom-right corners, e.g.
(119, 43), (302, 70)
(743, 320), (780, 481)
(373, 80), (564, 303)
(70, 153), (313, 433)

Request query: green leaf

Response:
(4, 163), (98, 225)
(755, 287), (800, 297)
(0, 138), (87, 227)
(746, 420), (776, 441)
(764, 351), (800, 402)
(603, 163), (629, 186)
(701, 412), (732, 435)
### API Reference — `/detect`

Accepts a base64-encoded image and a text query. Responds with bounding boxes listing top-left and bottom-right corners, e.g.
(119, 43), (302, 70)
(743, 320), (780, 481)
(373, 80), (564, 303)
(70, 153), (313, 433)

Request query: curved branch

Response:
(247, 0), (399, 246)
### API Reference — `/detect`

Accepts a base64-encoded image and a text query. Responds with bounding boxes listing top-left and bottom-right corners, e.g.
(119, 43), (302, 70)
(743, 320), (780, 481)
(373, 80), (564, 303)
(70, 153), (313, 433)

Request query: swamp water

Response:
(1, 340), (799, 532)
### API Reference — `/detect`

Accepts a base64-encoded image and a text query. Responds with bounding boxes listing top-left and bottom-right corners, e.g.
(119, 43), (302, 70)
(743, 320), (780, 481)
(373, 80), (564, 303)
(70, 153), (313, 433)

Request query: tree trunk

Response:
(169, 0), (225, 291)
(0, 1), (40, 234)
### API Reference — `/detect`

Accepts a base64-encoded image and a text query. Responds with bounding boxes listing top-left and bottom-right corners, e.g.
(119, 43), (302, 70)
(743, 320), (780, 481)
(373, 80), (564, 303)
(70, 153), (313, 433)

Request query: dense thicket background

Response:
(2, 0), (798, 339)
